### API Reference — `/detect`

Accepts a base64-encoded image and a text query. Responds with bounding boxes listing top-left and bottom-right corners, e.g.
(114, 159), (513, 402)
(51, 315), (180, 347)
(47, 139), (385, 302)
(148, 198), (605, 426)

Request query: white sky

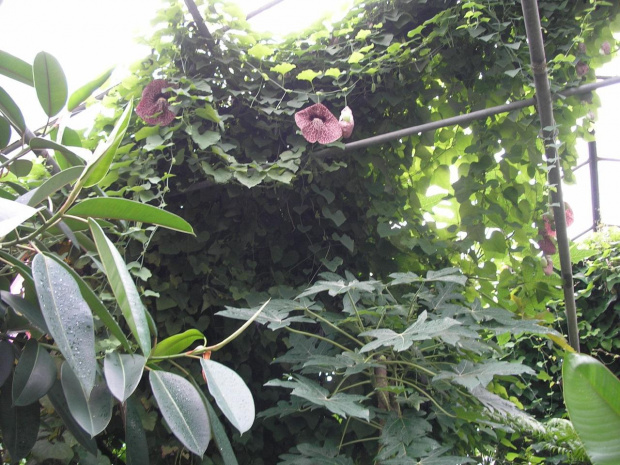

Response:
(0, 0), (618, 236)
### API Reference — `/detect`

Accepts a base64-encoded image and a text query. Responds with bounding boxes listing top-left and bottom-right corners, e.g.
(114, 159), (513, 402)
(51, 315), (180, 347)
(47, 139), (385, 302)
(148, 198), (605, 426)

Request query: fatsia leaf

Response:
(563, 352), (620, 465)
(216, 299), (312, 330)
(200, 359), (255, 434)
(89, 219), (151, 356)
(67, 67), (113, 111)
(0, 86), (26, 134)
(433, 360), (534, 392)
(103, 352), (145, 402)
(266, 376), (369, 421)
(12, 339), (56, 406)
(359, 311), (462, 353)
(0, 374), (39, 461)
(149, 370), (210, 456)
(33, 51), (68, 117)
(151, 329), (204, 357)
(0, 50), (34, 86)
(68, 197), (194, 235)
(32, 253), (96, 395)
(124, 397), (149, 465)
(0, 197), (38, 238)
(60, 363), (113, 437)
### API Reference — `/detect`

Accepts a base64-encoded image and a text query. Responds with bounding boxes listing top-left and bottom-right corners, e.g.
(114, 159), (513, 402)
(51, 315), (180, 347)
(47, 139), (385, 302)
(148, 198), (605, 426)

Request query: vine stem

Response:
(305, 307), (365, 347)
(284, 326), (352, 353)
(380, 359), (436, 378)
(384, 375), (455, 418)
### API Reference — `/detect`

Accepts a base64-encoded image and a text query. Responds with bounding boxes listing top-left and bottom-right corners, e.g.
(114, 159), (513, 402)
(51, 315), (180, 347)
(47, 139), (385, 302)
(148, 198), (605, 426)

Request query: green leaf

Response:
(433, 360), (535, 392)
(348, 51), (365, 64)
(133, 125), (160, 142)
(9, 159), (32, 177)
(0, 116), (10, 149)
(0, 198), (36, 238)
(151, 329), (204, 357)
(200, 359), (255, 434)
(80, 99), (133, 188)
(33, 51), (68, 117)
(42, 253), (131, 352)
(60, 363), (113, 437)
(0, 375), (40, 461)
(0, 86), (26, 134)
(0, 341), (14, 389)
(0, 290), (48, 333)
(29, 137), (86, 167)
(0, 50), (34, 86)
(324, 68), (341, 78)
(233, 170), (265, 188)
(68, 198), (194, 234)
(124, 397), (149, 465)
(32, 253), (96, 395)
(21, 166), (83, 207)
(296, 69), (320, 82)
(188, 127), (221, 150)
(12, 339), (56, 406)
(248, 44), (274, 60)
(89, 219), (151, 356)
(195, 104), (221, 123)
(216, 300), (312, 330)
(322, 206), (346, 227)
(202, 394), (239, 465)
(563, 353), (620, 465)
(149, 370), (211, 456)
(270, 63), (297, 75)
(46, 380), (98, 455)
(103, 352), (145, 402)
(67, 67), (113, 112)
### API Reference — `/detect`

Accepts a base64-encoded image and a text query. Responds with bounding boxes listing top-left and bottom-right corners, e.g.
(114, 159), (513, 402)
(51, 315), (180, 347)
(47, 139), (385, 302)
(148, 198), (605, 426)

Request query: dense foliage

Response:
(0, 0), (619, 463)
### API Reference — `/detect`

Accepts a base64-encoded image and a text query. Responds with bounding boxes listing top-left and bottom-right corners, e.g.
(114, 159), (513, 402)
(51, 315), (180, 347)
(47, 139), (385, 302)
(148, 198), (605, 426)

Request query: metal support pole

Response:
(588, 138), (602, 231)
(522, 0), (580, 352)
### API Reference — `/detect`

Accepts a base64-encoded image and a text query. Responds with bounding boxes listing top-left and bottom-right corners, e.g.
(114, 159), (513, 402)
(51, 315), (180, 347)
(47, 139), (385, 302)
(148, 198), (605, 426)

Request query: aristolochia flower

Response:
(339, 106), (354, 139)
(135, 79), (176, 126)
(538, 236), (557, 255)
(295, 103), (342, 144)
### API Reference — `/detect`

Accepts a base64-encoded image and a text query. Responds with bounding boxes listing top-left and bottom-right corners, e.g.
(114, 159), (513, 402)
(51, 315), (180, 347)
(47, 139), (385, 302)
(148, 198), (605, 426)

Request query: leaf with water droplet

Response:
(104, 352), (145, 402)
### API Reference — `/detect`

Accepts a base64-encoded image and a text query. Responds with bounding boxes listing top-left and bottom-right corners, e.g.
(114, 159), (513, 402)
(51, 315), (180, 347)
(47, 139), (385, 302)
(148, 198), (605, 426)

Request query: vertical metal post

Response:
(588, 138), (601, 231)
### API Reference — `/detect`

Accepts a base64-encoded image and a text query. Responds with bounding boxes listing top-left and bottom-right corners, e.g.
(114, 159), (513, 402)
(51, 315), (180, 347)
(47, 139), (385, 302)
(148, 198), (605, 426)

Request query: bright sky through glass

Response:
(0, 0), (618, 236)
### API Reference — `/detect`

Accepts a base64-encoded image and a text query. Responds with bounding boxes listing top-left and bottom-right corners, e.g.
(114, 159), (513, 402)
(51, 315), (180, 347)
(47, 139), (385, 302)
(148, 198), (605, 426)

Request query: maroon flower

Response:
(601, 41), (611, 55)
(339, 106), (354, 139)
(136, 79), (176, 126)
(295, 103), (343, 144)
(543, 215), (555, 238)
(538, 236), (557, 255)
(542, 256), (554, 276)
(575, 61), (589, 78)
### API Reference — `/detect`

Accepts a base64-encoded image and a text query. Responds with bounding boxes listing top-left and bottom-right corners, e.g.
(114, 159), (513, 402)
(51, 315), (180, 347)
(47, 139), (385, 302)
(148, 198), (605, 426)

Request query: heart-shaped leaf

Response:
(61, 363), (112, 437)
(200, 359), (255, 435)
(33, 51), (67, 117)
(13, 339), (56, 406)
(33, 253), (96, 396)
(104, 352), (145, 402)
(149, 370), (210, 456)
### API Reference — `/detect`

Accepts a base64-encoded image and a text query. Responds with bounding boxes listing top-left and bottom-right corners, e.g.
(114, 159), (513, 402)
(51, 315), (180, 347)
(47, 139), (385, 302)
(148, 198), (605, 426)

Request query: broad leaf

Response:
(0, 374), (40, 461)
(151, 329), (204, 358)
(124, 397), (149, 465)
(80, 100), (133, 188)
(0, 86), (26, 134)
(563, 352), (620, 465)
(433, 360), (535, 392)
(33, 51), (68, 117)
(0, 291), (48, 333)
(29, 137), (86, 167)
(61, 363), (112, 437)
(201, 359), (255, 434)
(89, 219), (151, 356)
(12, 339), (56, 406)
(19, 165), (83, 207)
(0, 341), (14, 388)
(46, 380), (98, 455)
(103, 352), (145, 402)
(32, 253), (96, 395)
(67, 67), (113, 111)
(0, 50), (34, 86)
(0, 116), (10, 148)
(202, 393), (239, 465)
(149, 370), (210, 456)
(0, 197), (38, 238)
(68, 198), (194, 234)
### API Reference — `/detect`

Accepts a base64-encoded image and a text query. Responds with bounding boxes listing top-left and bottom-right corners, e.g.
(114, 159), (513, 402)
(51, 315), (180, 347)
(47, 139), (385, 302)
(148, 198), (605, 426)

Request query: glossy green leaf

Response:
(68, 198), (194, 234)
(200, 359), (255, 434)
(202, 393), (239, 465)
(46, 380), (97, 455)
(67, 67), (113, 112)
(151, 329), (204, 357)
(124, 397), (149, 465)
(0, 86), (25, 135)
(149, 370), (210, 456)
(29, 137), (86, 167)
(42, 253), (131, 351)
(19, 166), (83, 207)
(33, 51), (68, 117)
(89, 219), (151, 356)
(80, 100), (133, 188)
(32, 253), (96, 395)
(0, 116), (10, 149)
(0, 290), (48, 333)
(0, 50), (34, 86)
(103, 352), (145, 402)
(0, 374), (39, 461)
(563, 352), (620, 465)
(0, 197), (38, 238)
(12, 339), (56, 406)
(60, 363), (113, 437)
(0, 341), (14, 388)
(9, 159), (32, 177)
(0, 250), (37, 304)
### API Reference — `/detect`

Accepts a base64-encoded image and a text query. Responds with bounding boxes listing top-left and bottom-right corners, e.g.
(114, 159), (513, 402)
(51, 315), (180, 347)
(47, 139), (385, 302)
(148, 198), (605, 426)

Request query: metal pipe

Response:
(588, 138), (601, 231)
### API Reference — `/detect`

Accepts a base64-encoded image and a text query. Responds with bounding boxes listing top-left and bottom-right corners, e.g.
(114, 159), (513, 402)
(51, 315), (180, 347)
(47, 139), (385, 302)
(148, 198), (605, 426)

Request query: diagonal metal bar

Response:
(521, 0), (579, 351)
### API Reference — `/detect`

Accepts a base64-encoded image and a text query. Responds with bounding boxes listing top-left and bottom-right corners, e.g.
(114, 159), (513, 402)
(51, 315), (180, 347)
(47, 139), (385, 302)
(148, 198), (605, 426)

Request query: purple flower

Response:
(339, 106), (354, 139)
(575, 61), (589, 78)
(136, 80), (176, 126)
(295, 103), (342, 144)
(538, 236), (557, 255)
(601, 41), (611, 55)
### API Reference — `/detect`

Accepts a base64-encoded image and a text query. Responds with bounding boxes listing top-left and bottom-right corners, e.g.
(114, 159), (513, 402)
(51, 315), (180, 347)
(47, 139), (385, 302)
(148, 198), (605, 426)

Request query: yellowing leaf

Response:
(348, 52), (365, 64)
(248, 44), (274, 60)
(296, 69), (320, 82)
(270, 63), (296, 75)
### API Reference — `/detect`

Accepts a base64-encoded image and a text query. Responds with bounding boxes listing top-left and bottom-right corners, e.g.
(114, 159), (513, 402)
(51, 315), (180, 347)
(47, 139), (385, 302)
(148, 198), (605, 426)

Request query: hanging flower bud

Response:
(542, 256), (554, 276)
(339, 106), (354, 139)
(294, 103), (342, 144)
(600, 41), (611, 55)
(575, 61), (589, 77)
(538, 236), (557, 255)
(136, 80), (176, 126)
(564, 202), (574, 227)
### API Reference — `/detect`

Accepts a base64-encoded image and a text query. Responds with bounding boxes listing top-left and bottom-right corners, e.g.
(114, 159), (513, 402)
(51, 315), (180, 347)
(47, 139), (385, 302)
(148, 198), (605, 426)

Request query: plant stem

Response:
(305, 307), (364, 347)
(384, 375), (455, 418)
(284, 326), (352, 353)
